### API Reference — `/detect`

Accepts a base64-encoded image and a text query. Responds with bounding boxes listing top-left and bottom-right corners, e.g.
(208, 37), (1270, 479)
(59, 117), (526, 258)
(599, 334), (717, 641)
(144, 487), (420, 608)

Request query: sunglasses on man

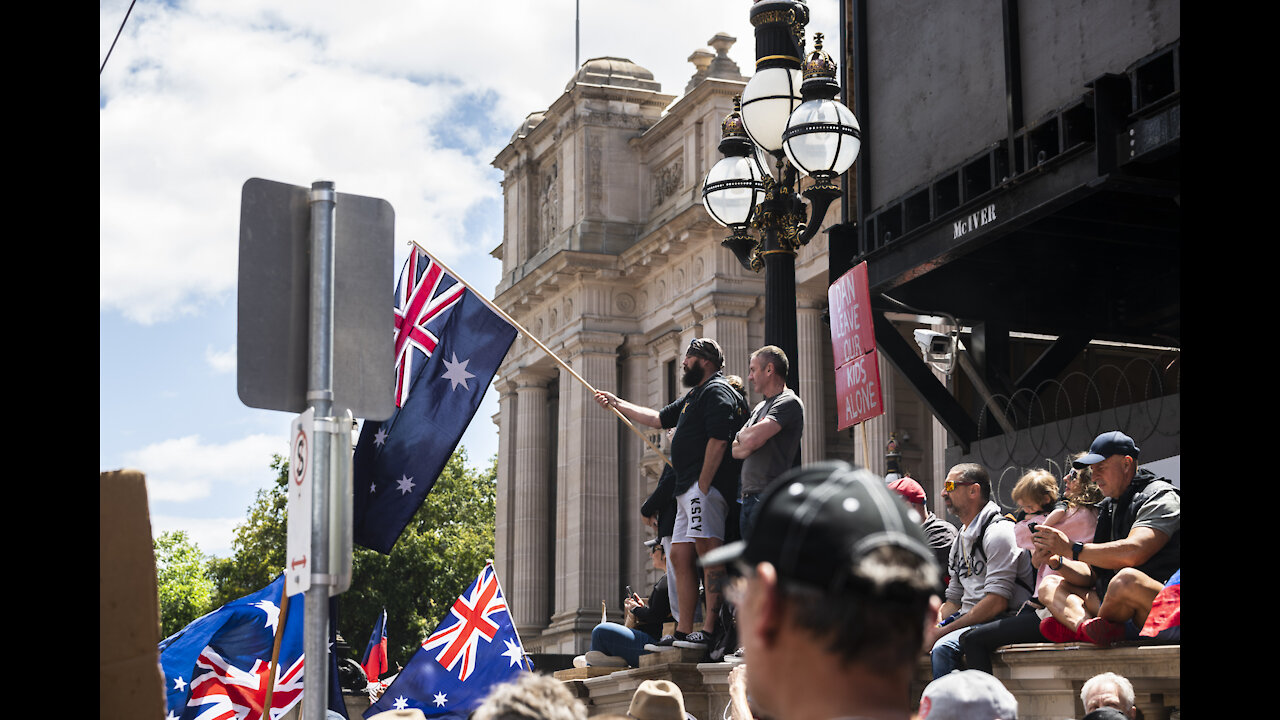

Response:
(943, 478), (979, 492)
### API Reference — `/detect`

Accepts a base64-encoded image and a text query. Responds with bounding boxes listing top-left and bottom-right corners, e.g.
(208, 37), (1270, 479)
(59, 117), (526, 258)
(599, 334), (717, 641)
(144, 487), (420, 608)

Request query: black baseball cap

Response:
(699, 460), (939, 594)
(1073, 431), (1140, 467)
(685, 338), (725, 369)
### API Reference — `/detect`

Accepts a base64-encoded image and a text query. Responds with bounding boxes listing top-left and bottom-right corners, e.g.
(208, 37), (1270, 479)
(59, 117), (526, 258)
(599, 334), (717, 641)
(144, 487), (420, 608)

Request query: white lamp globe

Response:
(782, 98), (861, 178)
(703, 155), (766, 227)
(739, 67), (803, 152)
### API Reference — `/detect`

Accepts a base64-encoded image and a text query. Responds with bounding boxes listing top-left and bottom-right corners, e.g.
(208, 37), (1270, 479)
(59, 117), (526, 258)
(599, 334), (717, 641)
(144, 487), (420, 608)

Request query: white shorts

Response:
(672, 484), (728, 543)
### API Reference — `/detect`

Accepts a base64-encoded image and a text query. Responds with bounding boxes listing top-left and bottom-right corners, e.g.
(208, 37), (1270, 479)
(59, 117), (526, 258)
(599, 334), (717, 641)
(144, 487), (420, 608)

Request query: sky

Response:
(100, 0), (844, 559)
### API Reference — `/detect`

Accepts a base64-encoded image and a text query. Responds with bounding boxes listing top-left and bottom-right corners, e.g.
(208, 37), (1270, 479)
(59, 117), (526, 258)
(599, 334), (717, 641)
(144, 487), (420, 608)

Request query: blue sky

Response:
(100, 0), (839, 558)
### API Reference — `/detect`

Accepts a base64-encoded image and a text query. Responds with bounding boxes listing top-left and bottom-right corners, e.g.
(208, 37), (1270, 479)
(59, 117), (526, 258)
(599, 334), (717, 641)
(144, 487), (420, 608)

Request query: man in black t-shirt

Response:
(595, 338), (746, 651)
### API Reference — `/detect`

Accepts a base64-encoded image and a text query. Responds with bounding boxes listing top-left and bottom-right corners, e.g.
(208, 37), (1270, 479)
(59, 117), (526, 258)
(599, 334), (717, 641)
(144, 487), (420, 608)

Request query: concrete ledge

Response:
(573, 644), (1179, 719)
(993, 642), (1179, 720)
(911, 643), (1180, 720)
(579, 663), (714, 717)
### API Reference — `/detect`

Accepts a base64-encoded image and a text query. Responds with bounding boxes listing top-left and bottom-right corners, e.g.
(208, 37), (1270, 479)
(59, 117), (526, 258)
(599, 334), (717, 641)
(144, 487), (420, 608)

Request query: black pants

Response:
(959, 604), (1045, 673)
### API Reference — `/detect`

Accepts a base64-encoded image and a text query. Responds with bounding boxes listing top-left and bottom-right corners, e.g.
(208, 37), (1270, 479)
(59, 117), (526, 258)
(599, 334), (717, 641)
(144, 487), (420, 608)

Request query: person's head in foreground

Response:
(470, 672), (587, 720)
(701, 460), (943, 720)
(1080, 672), (1137, 719)
(919, 669), (1018, 719)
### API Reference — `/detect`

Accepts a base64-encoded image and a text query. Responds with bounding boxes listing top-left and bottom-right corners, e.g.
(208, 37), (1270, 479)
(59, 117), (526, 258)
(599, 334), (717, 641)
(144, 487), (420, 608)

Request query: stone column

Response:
(511, 367), (555, 641)
(797, 297), (827, 465)
(694, 293), (756, 384)
(547, 330), (624, 653)
(493, 376), (518, 595)
(620, 338), (656, 594)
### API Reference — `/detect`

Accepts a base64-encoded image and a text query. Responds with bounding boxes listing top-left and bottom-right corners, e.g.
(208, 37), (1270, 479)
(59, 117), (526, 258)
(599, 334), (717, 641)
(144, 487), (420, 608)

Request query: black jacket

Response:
(629, 575), (673, 639)
(1092, 468), (1180, 597)
(641, 465), (677, 540)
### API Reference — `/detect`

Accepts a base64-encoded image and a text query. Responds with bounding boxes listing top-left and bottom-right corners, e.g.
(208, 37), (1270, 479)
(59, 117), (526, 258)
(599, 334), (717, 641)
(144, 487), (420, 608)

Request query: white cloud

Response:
(206, 344), (236, 374)
(151, 514), (243, 560)
(123, 433), (283, 502)
(99, 0), (854, 325)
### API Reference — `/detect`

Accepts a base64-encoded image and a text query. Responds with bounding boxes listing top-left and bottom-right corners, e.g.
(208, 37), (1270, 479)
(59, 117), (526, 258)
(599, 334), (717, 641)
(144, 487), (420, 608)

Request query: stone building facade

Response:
(488, 37), (944, 653)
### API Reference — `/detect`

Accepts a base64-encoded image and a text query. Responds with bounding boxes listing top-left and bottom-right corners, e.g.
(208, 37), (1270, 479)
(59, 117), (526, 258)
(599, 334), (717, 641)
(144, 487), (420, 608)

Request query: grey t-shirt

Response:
(739, 387), (804, 495)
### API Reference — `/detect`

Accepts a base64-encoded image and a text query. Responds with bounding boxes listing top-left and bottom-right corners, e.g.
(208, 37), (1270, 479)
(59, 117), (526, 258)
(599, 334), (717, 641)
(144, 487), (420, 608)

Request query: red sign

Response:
(827, 262), (875, 368)
(834, 348), (884, 430)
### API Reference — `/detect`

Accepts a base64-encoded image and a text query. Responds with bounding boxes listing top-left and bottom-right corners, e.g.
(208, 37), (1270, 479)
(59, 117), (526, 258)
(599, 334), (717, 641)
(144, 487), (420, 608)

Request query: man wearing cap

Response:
(918, 669), (1018, 719)
(924, 463), (1035, 679)
(732, 345), (804, 541)
(887, 476), (958, 587)
(1031, 431), (1180, 645)
(703, 460), (943, 720)
(594, 338), (748, 651)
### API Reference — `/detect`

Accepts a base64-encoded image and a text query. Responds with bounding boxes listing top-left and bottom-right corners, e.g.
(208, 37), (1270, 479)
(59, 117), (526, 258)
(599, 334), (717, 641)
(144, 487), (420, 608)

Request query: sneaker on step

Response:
(722, 647), (746, 664)
(584, 650), (629, 667)
(672, 630), (710, 649)
(572, 654), (588, 668)
(643, 632), (682, 652)
(1077, 617), (1125, 646)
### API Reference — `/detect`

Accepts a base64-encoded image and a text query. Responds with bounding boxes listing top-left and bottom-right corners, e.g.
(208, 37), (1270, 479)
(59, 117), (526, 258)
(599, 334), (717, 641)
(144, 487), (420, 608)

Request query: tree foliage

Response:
(205, 448), (496, 670)
(155, 530), (216, 639)
(206, 454), (289, 608)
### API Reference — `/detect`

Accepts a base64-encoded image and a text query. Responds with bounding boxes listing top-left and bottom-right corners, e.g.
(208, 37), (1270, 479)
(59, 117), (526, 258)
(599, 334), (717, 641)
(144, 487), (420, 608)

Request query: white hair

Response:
(1081, 671), (1135, 711)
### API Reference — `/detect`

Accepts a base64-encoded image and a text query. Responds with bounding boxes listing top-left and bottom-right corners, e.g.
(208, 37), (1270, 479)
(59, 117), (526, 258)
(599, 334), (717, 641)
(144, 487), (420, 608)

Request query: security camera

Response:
(913, 329), (954, 373)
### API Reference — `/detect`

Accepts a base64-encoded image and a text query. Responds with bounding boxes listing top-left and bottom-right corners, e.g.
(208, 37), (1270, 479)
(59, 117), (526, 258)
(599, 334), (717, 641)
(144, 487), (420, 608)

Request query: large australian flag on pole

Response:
(364, 563), (529, 719)
(353, 246), (517, 554)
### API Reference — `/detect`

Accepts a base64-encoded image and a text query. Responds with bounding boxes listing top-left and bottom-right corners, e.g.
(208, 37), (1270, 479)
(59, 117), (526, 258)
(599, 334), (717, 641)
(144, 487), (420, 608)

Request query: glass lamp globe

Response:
(782, 98), (861, 178)
(739, 67), (803, 152)
(702, 154), (766, 227)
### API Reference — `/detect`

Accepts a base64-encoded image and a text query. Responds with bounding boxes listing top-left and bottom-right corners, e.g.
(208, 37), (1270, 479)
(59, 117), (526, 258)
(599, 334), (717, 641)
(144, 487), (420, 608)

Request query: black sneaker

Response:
(672, 630), (710, 649)
(643, 632), (683, 652)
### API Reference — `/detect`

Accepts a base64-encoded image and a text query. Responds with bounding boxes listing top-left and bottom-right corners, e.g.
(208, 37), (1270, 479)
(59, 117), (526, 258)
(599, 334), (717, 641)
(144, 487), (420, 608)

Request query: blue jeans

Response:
(930, 625), (976, 679)
(740, 493), (763, 542)
(591, 622), (656, 667)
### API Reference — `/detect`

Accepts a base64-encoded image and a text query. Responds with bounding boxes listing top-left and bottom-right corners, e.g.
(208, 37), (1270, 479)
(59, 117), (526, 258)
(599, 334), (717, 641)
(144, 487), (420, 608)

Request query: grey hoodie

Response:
(945, 501), (1034, 613)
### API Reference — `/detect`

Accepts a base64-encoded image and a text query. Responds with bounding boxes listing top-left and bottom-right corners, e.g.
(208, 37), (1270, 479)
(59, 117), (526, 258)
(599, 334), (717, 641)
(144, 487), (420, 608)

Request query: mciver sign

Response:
(952, 202), (998, 240)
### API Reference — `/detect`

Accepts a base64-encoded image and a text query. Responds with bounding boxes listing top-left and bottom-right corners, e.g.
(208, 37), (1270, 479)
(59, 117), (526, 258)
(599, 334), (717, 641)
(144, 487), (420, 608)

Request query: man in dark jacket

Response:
(1032, 431), (1179, 645)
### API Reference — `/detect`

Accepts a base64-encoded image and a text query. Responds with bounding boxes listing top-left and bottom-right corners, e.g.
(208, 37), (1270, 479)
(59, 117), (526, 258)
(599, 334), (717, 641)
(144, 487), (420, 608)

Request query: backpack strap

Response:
(978, 514), (1036, 596)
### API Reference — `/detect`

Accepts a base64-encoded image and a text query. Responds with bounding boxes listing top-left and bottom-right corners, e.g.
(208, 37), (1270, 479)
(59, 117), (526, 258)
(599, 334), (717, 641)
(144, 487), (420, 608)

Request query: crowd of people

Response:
(422, 338), (1179, 720)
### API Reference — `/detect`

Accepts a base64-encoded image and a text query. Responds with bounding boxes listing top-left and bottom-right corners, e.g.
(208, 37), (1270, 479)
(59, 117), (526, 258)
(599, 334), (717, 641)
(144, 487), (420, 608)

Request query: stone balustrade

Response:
(556, 642), (1180, 720)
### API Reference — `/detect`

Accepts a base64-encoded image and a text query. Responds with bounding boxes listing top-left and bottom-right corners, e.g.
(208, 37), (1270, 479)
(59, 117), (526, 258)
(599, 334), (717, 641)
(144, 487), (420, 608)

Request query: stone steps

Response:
(557, 642), (1180, 720)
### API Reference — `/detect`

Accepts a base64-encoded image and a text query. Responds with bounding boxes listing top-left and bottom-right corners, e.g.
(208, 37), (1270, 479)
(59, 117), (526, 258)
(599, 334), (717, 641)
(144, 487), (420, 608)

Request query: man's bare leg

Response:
(1097, 568), (1164, 629)
(671, 541), (698, 635)
(694, 536), (724, 634)
(1038, 574), (1100, 632)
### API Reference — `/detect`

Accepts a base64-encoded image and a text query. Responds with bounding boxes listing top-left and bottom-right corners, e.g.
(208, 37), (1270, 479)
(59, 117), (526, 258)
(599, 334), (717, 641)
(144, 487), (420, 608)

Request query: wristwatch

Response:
(1071, 541), (1085, 561)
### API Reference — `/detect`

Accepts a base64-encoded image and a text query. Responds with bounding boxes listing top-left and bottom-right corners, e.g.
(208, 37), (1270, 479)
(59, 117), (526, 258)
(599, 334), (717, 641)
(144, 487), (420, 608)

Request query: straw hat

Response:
(627, 679), (694, 720)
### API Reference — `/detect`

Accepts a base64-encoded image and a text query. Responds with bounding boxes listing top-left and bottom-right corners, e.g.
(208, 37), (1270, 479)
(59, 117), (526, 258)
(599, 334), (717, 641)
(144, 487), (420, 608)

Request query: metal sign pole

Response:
(304, 180), (336, 720)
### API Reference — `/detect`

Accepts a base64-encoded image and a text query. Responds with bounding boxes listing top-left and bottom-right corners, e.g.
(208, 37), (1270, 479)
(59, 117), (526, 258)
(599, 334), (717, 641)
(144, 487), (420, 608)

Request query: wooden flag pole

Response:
(263, 584), (290, 714)
(409, 241), (673, 469)
(485, 558), (536, 673)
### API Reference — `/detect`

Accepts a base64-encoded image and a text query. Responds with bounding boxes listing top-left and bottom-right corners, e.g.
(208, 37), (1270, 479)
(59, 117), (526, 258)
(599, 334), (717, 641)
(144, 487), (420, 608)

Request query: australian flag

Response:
(158, 575), (349, 720)
(361, 608), (389, 683)
(363, 563), (529, 719)
(353, 247), (517, 554)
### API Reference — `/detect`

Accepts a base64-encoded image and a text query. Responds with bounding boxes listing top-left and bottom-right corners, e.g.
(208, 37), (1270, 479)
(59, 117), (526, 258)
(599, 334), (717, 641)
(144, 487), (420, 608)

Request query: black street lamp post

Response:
(702, 0), (861, 393)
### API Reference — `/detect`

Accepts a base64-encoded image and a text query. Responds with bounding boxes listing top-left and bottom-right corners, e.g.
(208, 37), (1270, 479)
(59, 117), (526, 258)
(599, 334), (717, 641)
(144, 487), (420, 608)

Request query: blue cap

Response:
(1073, 431), (1140, 467)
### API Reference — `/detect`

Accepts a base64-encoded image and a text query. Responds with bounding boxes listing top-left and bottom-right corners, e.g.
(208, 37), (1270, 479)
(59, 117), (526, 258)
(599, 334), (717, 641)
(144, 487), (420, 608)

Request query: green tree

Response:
(155, 530), (216, 639)
(341, 447), (497, 667)
(206, 454), (289, 608)
(205, 447), (497, 670)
